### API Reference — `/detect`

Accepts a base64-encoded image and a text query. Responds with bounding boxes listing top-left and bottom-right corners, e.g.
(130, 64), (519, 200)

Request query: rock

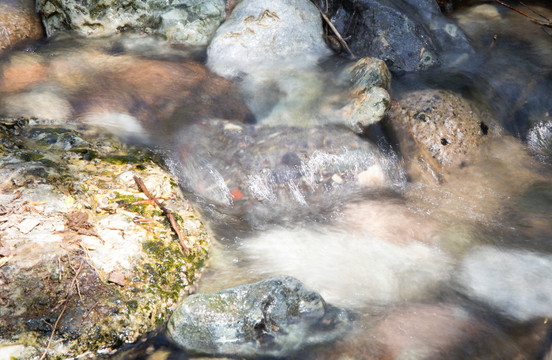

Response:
(457, 246), (552, 321)
(207, 0), (332, 78)
(171, 119), (405, 227)
(0, 120), (210, 359)
(0, 0), (45, 52)
(37, 0), (225, 46)
(167, 276), (351, 357)
(0, 35), (253, 143)
(385, 89), (490, 181)
(320, 0), (473, 72)
(340, 57), (391, 131)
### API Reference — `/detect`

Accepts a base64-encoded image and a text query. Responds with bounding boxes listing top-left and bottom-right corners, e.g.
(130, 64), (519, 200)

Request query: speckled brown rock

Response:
(0, 0), (45, 51)
(386, 89), (490, 180)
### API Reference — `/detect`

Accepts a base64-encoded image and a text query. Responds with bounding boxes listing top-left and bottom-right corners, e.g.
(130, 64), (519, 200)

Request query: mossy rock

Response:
(0, 120), (210, 359)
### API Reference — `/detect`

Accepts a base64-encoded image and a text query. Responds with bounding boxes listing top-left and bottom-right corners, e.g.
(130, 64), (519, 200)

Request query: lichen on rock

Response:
(0, 118), (210, 359)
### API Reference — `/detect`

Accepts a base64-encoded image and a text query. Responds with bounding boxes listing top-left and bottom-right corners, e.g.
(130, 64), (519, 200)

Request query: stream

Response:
(3, 1), (552, 359)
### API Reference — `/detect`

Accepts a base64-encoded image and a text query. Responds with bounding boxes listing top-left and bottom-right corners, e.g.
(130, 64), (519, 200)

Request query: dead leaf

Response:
(66, 211), (101, 238)
(107, 270), (126, 287)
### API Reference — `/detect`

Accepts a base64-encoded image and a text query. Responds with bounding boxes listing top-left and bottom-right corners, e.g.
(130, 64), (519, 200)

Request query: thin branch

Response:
(311, 0), (356, 58)
(492, 0), (552, 28)
(133, 176), (189, 254)
(39, 262), (84, 360)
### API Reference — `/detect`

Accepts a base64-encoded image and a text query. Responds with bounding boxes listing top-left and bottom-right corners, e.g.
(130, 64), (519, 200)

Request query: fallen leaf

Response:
(108, 270), (127, 287)
(230, 188), (244, 201)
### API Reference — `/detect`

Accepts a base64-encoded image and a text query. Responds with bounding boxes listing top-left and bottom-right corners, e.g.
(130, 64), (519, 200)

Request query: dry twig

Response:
(39, 262), (84, 360)
(133, 176), (189, 254)
(311, 0), (356, 58)
(492, 0), (552, 28)
(0, 254), (14, 268)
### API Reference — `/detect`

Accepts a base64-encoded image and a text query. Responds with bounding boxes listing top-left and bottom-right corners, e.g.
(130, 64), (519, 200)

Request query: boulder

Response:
(319, 0), (473, 72)
(167, 276), (351, 357)
(37, 0), (225, 46)
(0, 120), (210, 359)
(0, 0), (45, 51)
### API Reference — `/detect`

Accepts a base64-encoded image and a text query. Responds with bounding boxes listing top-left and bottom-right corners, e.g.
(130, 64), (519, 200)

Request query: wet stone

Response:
(167, 276), (352, 358)
(0, 121), (210, 359)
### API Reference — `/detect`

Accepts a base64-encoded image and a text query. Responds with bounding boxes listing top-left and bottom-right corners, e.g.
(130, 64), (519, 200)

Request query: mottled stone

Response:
(386, 89), (490, 179)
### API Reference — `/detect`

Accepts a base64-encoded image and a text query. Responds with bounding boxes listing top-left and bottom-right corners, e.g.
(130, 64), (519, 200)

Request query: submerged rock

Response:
(0, 0), (45, 51)
(167, 276), (351, 357)
(320, 0), (473, 72)
(37, 0), (225, 46)
(457, 246), (552, 321)
(0, 120), (210, 359)
(171, 119), (405, 227)
(0, 35), (253, 144)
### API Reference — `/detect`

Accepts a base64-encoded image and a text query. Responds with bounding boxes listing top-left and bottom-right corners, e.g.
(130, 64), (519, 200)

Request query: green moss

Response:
(18, 151), (44, 162)
(111, 193), (148, 216)
(100, 150), (151, 165)
(70, 148), (98, 161)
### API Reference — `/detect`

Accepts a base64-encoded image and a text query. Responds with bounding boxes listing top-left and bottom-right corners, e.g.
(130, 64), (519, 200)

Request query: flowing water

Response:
(3, 2), (552, 359)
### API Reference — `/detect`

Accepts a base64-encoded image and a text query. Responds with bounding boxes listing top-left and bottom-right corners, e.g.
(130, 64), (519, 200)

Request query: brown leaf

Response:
(107, 270), (127, 287)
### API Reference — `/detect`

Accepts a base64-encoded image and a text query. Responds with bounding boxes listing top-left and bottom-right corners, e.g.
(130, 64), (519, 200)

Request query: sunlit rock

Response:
(168, 276), (351, 357)
(319, 0), (473, 72)
(385, 89), (491, 181)
(207, 0), (331, 78)
(0, 0), (45, 52)
(37, 0), (225, 46)
(0, 121), (210, 359)
(457, 246), (552, 321)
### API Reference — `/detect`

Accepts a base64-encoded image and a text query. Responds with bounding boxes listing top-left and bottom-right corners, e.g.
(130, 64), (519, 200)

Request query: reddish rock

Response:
(0, 0), (44, 51)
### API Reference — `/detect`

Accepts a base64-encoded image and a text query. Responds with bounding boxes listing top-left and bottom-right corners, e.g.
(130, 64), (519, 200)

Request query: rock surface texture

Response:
(0, 120), (210, 359)
(386, 89), (490, 180)
(37, 0), (225, 46)
(167, 276), (351, 357)
(207, 0), (331, 78)
(0, 0), (45, 51)
(320, 0), (473, 72)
